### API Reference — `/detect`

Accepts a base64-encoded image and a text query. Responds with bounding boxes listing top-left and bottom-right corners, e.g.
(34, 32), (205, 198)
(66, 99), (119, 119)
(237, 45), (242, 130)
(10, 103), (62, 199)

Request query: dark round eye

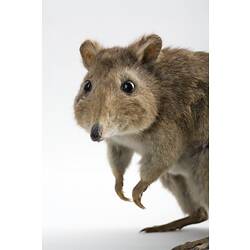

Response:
(83, 80), (92, 93)
(121, 80), (135, 94)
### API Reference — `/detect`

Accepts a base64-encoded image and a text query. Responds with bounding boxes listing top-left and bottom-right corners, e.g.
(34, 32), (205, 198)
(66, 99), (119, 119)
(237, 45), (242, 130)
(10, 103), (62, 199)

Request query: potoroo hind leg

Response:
(141, 208), (207, 233)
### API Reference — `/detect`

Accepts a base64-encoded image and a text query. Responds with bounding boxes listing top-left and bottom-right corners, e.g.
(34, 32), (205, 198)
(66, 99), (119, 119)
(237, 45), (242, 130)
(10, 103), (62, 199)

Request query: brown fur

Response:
(74, 34), (209, 250)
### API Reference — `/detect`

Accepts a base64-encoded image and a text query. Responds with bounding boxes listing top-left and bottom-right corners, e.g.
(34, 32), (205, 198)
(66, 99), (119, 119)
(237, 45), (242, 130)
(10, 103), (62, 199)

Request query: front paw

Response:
(115, 176), (130, 201)
(132, 180), (149, 209)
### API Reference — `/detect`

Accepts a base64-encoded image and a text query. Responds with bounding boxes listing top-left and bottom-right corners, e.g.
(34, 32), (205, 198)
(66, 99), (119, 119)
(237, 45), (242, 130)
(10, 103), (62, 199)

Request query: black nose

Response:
(90, 123), (103, 142)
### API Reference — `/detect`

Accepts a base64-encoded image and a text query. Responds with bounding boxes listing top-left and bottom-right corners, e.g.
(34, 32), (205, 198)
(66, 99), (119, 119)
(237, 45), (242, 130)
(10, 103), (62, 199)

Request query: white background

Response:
(1, 1), (250, 250)
(43, 0), (208, 249)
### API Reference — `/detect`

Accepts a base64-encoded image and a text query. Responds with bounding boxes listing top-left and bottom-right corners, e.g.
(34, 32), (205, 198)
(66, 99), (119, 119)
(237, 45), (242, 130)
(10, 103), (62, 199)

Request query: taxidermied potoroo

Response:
(74, 34), (209, 250)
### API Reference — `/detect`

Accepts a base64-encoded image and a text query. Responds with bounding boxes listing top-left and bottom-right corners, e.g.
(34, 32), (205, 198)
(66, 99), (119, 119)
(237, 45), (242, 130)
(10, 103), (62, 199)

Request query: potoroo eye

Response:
(83, 80), (92, 93)
(121, 80), (135, 94)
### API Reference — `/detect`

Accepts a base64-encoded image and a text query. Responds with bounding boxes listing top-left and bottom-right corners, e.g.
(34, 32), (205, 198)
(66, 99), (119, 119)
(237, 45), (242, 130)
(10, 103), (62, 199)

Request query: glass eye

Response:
(121, 80), (135, 94)
(83, 80), (92, 93)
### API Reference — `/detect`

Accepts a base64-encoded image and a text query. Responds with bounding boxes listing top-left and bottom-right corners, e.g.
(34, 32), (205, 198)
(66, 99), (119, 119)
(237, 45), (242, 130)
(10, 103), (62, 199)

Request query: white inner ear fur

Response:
(131, 35), (162, 63)
(136, 40), (153, 61)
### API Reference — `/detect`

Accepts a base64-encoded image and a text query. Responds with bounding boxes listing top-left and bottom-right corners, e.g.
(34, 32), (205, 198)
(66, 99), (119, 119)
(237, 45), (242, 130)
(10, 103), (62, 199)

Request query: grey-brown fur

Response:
(74, 35), (209, 250)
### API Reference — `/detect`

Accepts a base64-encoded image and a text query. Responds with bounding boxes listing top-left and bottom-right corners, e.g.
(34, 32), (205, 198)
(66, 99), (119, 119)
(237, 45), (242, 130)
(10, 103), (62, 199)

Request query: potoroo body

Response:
(74, 34), (209, 250)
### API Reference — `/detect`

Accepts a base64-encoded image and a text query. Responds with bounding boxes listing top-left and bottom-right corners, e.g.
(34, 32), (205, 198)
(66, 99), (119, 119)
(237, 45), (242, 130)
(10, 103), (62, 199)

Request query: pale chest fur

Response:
(110, 134), (146, 155)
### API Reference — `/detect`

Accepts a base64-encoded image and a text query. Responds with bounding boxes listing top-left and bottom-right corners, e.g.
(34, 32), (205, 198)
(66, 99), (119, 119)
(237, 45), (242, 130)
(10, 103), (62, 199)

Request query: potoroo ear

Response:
(79, 40), (102, 69)
(129, 34), (162, 64)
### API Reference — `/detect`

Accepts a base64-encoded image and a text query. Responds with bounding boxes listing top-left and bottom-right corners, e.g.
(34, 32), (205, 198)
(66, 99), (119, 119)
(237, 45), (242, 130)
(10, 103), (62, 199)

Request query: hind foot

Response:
(141, 208), (207, 233)
(172, 237), (209, 250)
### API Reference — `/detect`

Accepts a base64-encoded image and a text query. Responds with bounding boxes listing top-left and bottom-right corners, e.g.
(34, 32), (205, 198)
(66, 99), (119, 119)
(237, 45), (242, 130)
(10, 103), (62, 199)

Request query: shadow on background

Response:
(43, 227), (208, 250)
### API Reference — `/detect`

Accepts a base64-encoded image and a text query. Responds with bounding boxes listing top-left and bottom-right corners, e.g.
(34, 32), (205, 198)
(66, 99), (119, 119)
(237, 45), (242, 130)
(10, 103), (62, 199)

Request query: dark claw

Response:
(115, 178), (130, 202)
(132, 180), (149, 209)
